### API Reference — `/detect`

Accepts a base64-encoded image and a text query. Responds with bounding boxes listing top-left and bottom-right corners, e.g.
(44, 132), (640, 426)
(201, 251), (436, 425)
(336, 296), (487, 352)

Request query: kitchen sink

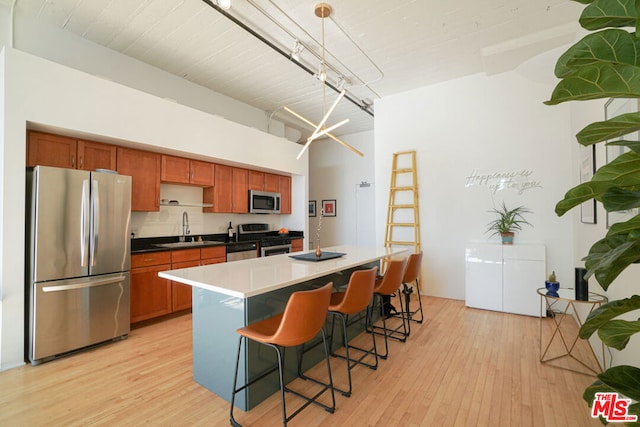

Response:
(154, 241), (224, 249)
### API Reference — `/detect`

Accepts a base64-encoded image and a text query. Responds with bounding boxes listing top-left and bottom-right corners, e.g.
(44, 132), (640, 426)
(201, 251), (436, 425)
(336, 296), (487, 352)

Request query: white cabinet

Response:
(465, 243), (545, 317)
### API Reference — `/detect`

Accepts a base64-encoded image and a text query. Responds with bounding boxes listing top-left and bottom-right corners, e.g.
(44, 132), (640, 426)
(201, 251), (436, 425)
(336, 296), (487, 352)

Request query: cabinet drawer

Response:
(172, 248), (201, 263)
(201, 257), (226, 265)
(201, 246), (226, 260)
(131, 251), (172, 268)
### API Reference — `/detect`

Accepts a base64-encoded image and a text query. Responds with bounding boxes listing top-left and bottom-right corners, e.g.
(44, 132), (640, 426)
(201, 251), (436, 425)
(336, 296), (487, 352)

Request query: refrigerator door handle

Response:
(81, 179), (90, 268)
(91, 178), (99, 266)
(42, 275), (127, 292)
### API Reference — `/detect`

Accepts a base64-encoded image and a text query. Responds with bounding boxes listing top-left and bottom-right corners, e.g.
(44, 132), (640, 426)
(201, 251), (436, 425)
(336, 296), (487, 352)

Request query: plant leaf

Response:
(602, 187), (640, 210)
(576, 111), (640, 145)
(545, 63), (640, 105)
(598, 365), (640, 402)
(580, 295), (640, 338)
(583, 236), (640, 288)
(555, 29), (640, 78)
(580, 0), (637, 31)
(608, 140), (640, 154)
(597, 319), (640, 350)
(607, 214), (640, 237)
(555, 151), (640, 216)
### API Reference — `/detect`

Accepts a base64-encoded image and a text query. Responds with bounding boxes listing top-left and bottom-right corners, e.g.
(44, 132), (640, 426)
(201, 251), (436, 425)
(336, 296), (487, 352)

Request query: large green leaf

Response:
(598, 319), (640, 350)
(545, 63), (640, 105)
(602, 187), (640, 210)
(580, 0), (637, 31)
(555, 151), (640, 215)
(576, 111), (640, 145)
(608, 139), (640, 154)
(583, 236), (640, 288)
(598, 365), (640, 402)
(607, 214), (640, 237)
(580, 295), (640, 338)
(555, 29), (640, 78)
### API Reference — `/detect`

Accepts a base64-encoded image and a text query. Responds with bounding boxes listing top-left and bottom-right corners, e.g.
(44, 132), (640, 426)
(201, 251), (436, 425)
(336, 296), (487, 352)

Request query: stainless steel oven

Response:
(261, 244), (292, 257)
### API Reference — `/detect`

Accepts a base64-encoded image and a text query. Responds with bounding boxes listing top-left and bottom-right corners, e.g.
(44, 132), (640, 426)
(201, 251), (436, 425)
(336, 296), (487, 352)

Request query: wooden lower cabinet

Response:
(291, 238), (303, 252)
(131, 246), (227, 324)
(130, 252), (172, 323)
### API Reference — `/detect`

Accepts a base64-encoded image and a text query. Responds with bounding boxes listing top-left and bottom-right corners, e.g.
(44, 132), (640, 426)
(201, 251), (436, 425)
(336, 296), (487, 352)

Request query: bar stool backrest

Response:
(375, 258), (408, 295)
(332, 267), (378, 314)
(271, 282), (333, 347)
(403, 252), (423, 283)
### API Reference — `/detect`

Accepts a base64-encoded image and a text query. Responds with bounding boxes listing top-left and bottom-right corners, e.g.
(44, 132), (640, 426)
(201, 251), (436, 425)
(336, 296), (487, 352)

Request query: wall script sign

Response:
(465, 169), (542, 195)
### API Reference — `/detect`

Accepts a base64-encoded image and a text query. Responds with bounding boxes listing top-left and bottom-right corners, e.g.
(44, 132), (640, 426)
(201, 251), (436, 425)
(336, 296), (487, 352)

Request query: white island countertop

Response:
(159, 245), (407, 298)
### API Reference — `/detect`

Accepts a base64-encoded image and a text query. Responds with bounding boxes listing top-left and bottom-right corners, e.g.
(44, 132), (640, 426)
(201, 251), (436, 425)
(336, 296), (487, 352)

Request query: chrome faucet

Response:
(181, 211), (190, 241)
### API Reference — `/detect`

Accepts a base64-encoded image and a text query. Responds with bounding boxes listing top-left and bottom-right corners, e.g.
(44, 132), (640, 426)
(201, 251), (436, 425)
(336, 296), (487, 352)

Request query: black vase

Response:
(575, 267), (588, 301)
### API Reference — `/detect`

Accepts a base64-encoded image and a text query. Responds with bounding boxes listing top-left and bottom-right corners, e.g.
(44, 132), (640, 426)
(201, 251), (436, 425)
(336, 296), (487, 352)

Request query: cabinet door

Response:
(117, 147), (161, 212)
(465, 244), (503, 312)
(264, 173), (279, 192)
(249, 170), (265, 190)
(291, 238), (303, 252)
(27, 131), (77, 168)
(232, 167), (249, 213)
(190, 160), (214, 186)
(211, 164), (233, 213)
(279, 175), (291, 214)
(201, 246), (226, 261)
(171, 259), (199, 312)
(77, 140), (117, 171)
(130, 264), (172, 323)
(502, 245), (545, 317)
(161, 155), (190, 184)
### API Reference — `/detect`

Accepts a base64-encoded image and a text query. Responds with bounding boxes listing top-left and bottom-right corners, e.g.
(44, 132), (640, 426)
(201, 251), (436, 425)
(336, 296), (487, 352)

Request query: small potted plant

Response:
(486, 202), (532, 244)
(545, 271), (560, 297)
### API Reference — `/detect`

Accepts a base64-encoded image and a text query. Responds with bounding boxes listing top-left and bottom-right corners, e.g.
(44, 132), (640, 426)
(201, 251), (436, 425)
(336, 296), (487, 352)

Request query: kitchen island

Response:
(159, 245), (407, 410)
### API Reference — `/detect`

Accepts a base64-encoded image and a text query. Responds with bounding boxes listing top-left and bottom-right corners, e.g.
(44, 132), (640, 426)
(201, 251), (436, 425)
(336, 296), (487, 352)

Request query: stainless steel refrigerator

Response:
(26, 166), (132, 364)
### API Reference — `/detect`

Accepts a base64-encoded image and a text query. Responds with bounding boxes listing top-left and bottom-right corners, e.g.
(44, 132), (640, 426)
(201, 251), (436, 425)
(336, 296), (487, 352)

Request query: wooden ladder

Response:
(384, 150), (422, 277)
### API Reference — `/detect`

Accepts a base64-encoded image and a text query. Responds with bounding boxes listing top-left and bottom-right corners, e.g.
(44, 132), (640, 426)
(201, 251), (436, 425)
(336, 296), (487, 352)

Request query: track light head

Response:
(217, 0), (231, 10)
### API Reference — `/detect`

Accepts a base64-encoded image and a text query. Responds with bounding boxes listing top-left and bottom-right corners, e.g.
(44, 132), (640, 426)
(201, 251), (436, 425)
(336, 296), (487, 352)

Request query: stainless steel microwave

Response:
(249, 190), (281, 214)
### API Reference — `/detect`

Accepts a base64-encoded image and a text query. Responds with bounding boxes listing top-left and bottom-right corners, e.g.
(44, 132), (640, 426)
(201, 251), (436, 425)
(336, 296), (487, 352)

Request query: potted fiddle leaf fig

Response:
(486, 202), (532, 244)
(545, 0), (640, 421)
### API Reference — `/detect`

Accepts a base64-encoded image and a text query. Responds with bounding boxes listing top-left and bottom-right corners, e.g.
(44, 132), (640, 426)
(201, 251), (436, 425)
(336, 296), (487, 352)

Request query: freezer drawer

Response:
(28, 272), (130, 364)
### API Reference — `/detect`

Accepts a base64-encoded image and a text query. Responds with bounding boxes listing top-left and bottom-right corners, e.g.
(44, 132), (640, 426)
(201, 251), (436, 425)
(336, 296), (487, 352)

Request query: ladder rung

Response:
(389, 223), (417, 227)
(391, 204), (417, 209)
(390, 186), (416, 191)
(392, 168), (414, 173)
(385, 241), (417, 246)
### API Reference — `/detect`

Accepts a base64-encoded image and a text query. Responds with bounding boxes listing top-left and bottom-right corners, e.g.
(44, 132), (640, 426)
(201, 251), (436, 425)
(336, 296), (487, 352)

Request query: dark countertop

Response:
(131, 231), (304, 254)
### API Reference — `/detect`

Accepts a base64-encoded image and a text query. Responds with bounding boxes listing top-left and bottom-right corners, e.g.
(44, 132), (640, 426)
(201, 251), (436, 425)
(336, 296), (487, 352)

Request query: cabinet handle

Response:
(71, 155), (75, 168)
(79, 156), (83, 168)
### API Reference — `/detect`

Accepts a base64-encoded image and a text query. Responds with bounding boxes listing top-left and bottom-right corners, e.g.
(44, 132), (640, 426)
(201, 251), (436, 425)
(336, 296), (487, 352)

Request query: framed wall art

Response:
(308, 200), (316, 217)
(580, 144), (597, 224)
(321, 199), (336, 217)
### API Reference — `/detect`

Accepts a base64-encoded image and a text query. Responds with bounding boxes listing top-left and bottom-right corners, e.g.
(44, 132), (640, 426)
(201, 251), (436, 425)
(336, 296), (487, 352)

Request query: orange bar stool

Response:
(396, 252), (424, 336)
(367, 258), (408, 359)
(230, 282), (335, 427)
(327, 266), (379, 397)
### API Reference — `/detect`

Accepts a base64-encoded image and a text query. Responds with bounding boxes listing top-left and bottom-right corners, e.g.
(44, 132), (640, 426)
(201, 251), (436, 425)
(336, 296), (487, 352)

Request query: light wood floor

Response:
(0, 297), (601, 426)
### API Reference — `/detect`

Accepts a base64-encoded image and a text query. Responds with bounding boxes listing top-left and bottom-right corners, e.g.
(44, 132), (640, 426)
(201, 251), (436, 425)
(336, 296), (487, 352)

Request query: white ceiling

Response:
(6, 0), (582, 141)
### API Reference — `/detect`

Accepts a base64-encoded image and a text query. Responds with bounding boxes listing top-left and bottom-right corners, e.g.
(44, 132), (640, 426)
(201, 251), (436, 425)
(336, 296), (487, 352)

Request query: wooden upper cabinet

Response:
(249, 170), (265, 191)
(117, 147), (161, 212)
(161, 155), (214, 186)
(279, 175), (291, 214)
(232, 167), (249, 213)
(190, 160), (214, 186)
(77, 140), (117, 171)
(265, 173), (279, 193)
(27, 131), (77, 168)
(27, 131), (116, 171)
(161, 155), (190, 184)
(208, 164), (233, 213)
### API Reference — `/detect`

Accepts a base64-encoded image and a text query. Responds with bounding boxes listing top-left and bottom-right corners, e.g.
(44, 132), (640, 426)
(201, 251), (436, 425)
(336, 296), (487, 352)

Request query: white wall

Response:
(308, 132), (375, 249)
(0, 47), (308, 370)
(374, 48), (574, 301)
